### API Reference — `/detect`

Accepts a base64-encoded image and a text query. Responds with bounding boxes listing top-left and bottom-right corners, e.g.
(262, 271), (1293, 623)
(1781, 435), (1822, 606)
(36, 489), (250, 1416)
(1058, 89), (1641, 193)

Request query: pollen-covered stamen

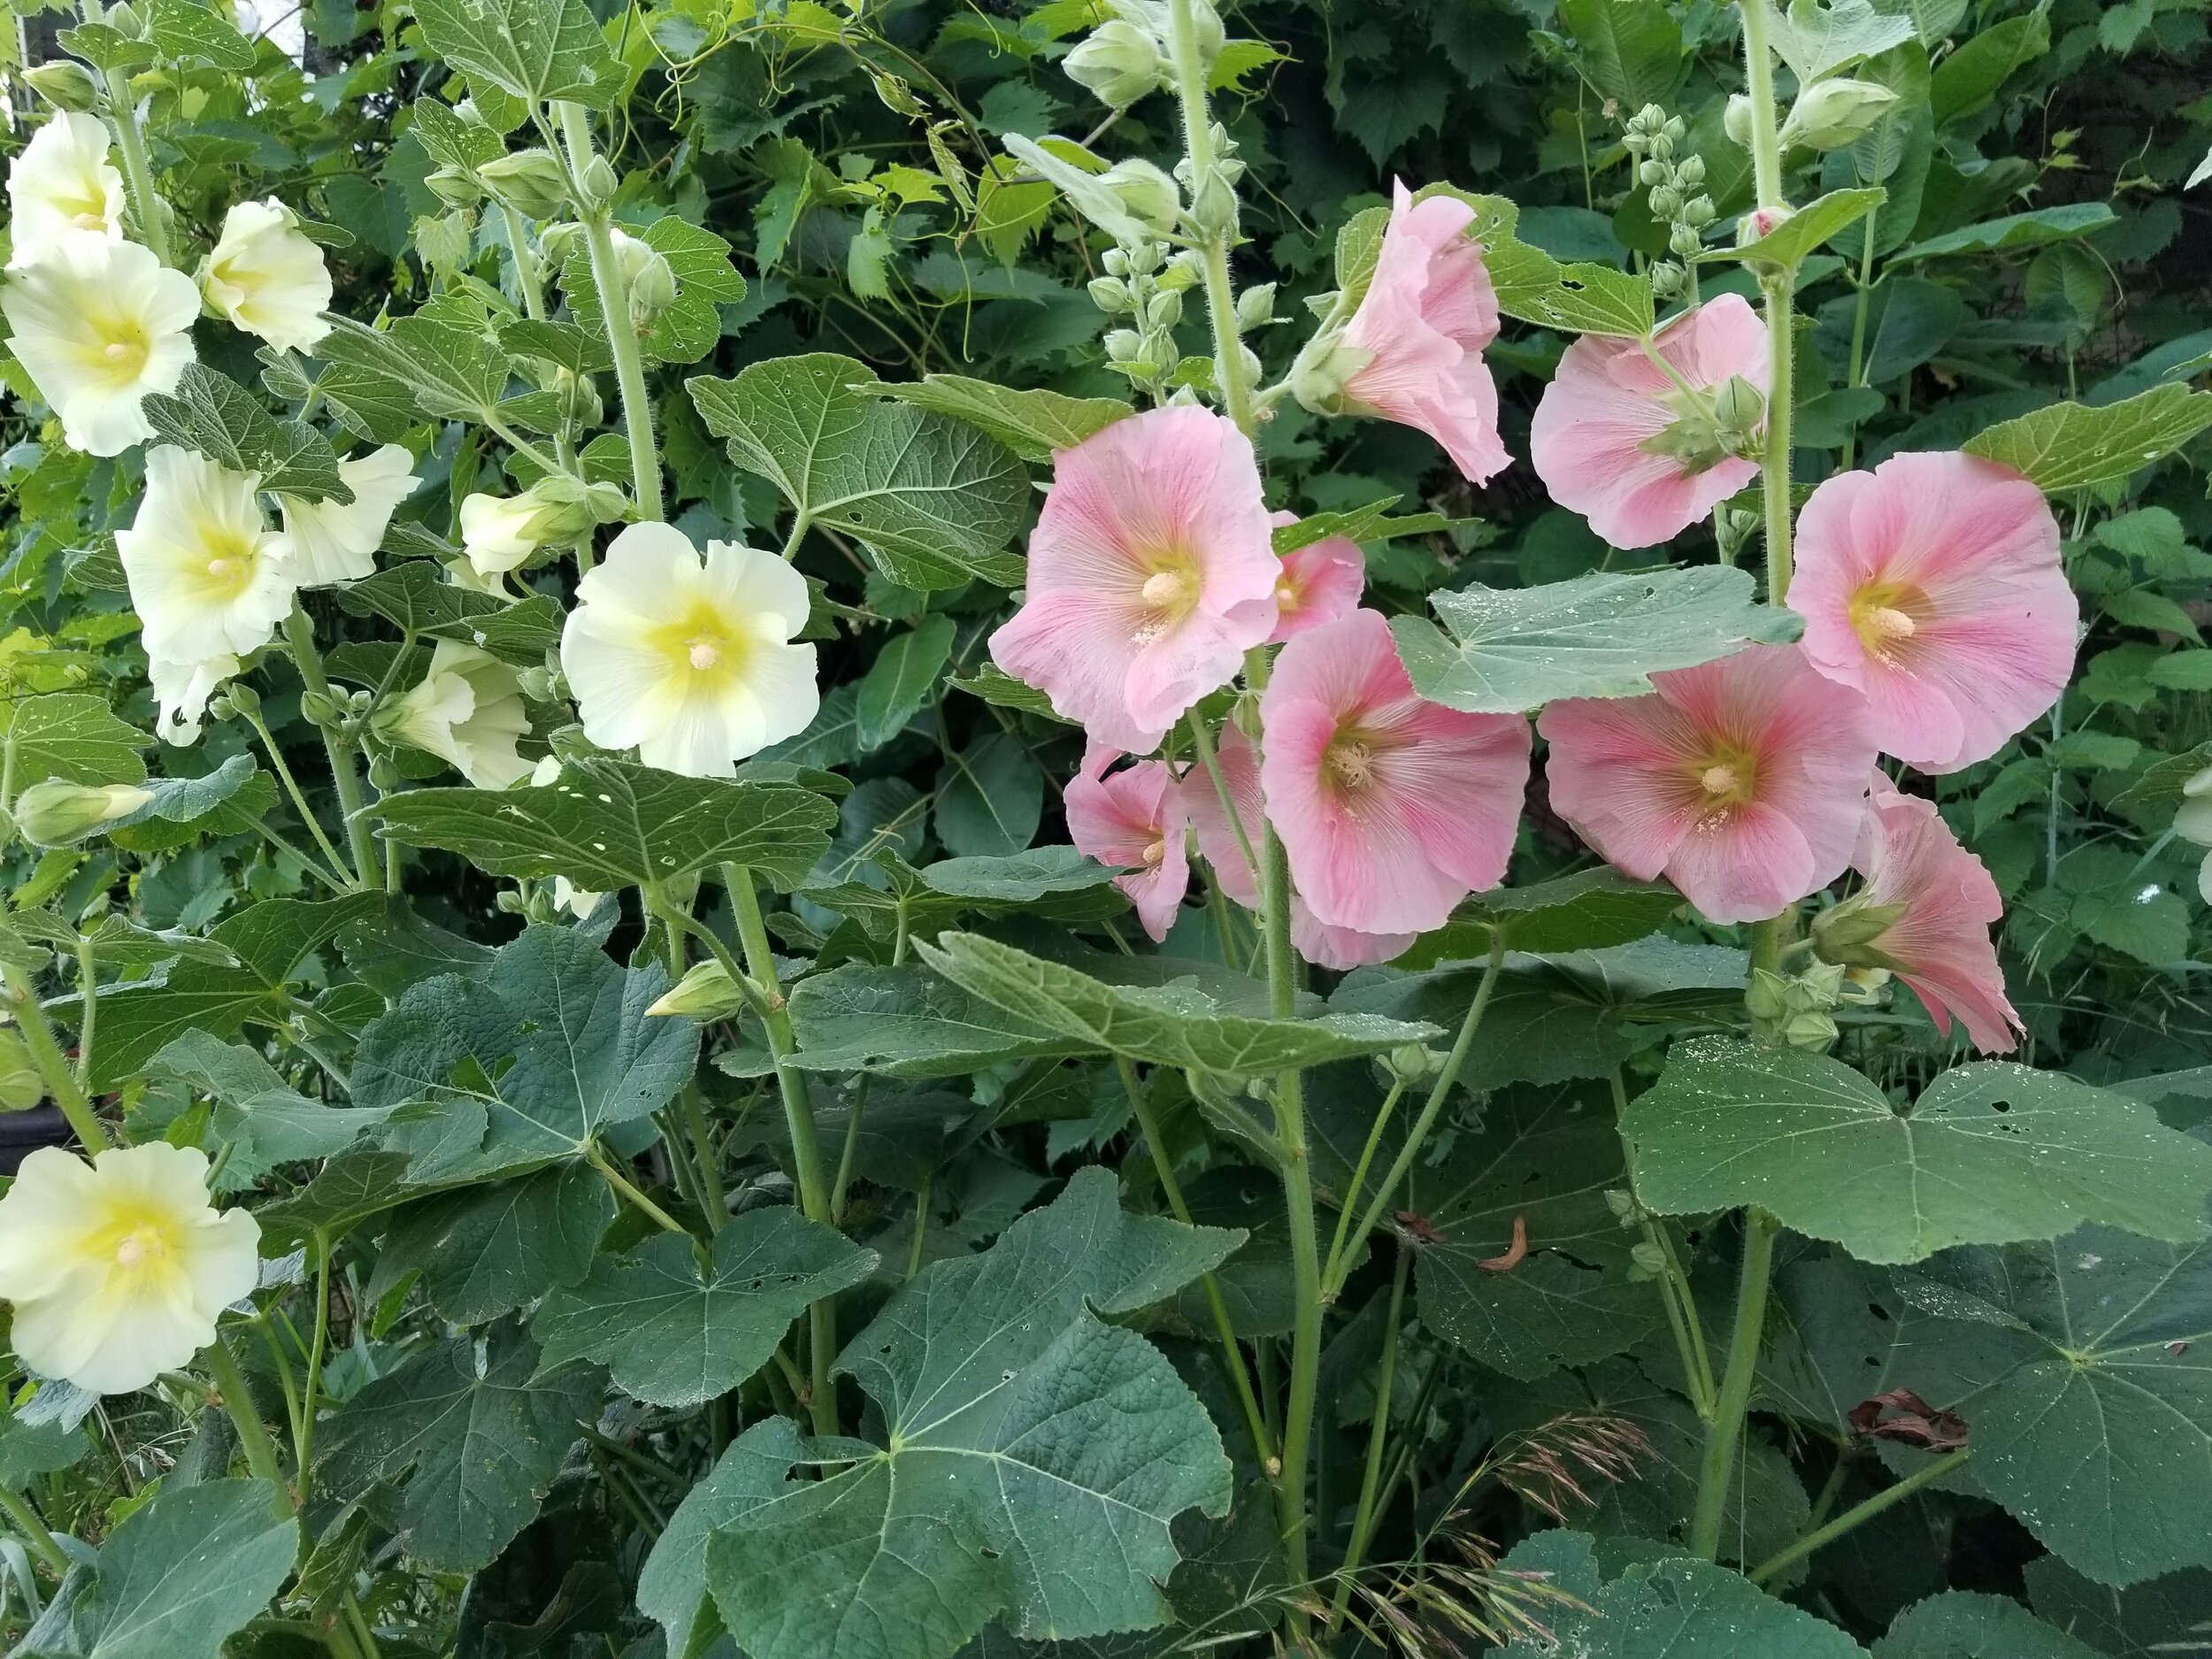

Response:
(1141, 836), (1166, 867)
(1327, 738), (1376, 791)
(687, 639), (721, 672)
(114, 1225), (167, 1269)
(1847, 583), (1927, 661)
(1141, 567), (1195, 611)
(1701, 764), (1740, 796)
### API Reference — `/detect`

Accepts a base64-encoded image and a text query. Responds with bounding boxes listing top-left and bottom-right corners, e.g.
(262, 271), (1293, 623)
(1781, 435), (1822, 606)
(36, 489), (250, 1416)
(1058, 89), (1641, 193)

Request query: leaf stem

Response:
(294, 1231), (332, 1508)
(1751, 1448), (1970, 1584)
(1324, 1075), (1407, 1286)
(1737, 0), (1796, 604)
(0, 1481), (69, 1578)
(555, 102), (664, 522)
(203, 1331), (293, 1510)
(1328, 1240), (1410, 1629)
(241, 706), (358, 891)
(588, 1140), (691, 1239)
(3, 960), (108, 1152)
(1688, 1206), (1778, 1560)
(94, 36), (173, 265)
(281, 604), (380, 887)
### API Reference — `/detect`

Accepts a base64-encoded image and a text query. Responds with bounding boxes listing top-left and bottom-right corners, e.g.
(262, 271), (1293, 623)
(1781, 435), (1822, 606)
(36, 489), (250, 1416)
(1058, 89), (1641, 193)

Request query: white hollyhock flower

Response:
(0, 237), (198, 457)
(2175, 764), (2212, 904)
(200, 198), (334, 355)
(373, 641), (533, 789)
(276, 442), (417, 586)
(458, 480), (575, 580)
(0, 1142), (260, 1395)
(560, 522), (818, 778)
(6, 111), (125, 265)
(149, 651), (240, 746)
(118, 446), (296, 666)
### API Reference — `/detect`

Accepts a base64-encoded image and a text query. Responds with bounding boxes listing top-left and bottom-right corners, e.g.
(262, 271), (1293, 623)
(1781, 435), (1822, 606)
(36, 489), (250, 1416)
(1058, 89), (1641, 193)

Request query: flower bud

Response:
(1146, 286), (1183, 328)
(426, 165), (484, 209)
(1782, 1010), (1839, 1050)
(107, 3), (144, 35)
(1809, 893), (1909, 969)
(1102, 157), (1185, 240)
(555, 365), (603, 427)
(575, 154), (619, 212)
(1647, 184), (1682, 219)
(646, 959), (749, 1019)
(1088, 274), (1132, 313)
(1234, 281), (1276, 332)
(537, 221), (587, 266)
(1103, 326), (1147, 364)
(1064, 18), (1166, 109)
(1737, 203), (1795, 246)
(477, 149), (572, 219)
(1638, 158), (1669, 187)
(1681, 194), (1715, 228)
(1676, 155), (1705, 188)
(12, 780), (154, 846)
(1710, 374), (1765, 454)
(1102, 247), (1132, 277)
(1724, 93), (1756, 149)
(1669, 222), (1705, 259)
(1780, 77), (1900, 150)
(21, 62), (101, 112)
(608, 229), (678, 324)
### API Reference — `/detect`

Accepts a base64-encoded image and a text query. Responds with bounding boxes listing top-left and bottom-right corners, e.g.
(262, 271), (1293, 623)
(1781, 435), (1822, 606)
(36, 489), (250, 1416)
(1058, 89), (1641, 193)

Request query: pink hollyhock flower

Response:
(1267, 512), (1365, 642)
(990, 406), (1279, 753)
(1064, 743), (1189, 944)
(1181, 724), (1413, 969)
(1329, 182), (1509, 486)
(1538, 644), (1878, 925)
(1829, 774), (2023, 1053)
(1259, 609), (1531, 936)
(1527, 293), (1768, 549)
(1789, 451), (2075, 774)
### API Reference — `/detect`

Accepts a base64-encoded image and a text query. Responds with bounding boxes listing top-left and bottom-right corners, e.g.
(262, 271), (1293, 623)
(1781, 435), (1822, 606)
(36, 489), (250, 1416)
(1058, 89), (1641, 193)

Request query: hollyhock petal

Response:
(1183, 724), (1266, 910)
(1529, 293), (1767, 549)
(1293, 908), (1415, 970)
(1266, 511), (1367, 641)
(1540, 644), (1876, 922)
(1067, 757), (1188, 942)
(1790, 451), (2075, 772)
(1338, 181), (1510, 487)
(1261, 610), (1529, 936)
(1851, 775), (2022, 1053)
(990, 405), (1277, 753)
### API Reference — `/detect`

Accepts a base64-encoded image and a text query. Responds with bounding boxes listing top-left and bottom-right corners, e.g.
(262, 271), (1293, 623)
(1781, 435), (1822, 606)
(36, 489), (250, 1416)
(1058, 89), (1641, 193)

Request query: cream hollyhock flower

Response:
(118, 446), (296, 667)
(150, 651), (240, 745)
(275, 443), (417, 586)
(200, 198), (334, 355)
(560, 523), (818, 777)
(373, 641), (533, 788)
(6, 111), (125, 264)
(1, 237), (199, 457)
(459, 481), (572, 580)
(0, 1142), (260, 1395)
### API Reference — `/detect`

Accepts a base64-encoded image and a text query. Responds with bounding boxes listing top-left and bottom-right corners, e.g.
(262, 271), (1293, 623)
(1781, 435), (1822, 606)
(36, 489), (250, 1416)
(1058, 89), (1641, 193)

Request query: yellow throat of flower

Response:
(1133, 550), (1202, 643)
(648, 598), (754, 695)
(192, 528), (268, 605)
(1694, 745), (1758, 812)
(92, 318), (151, 384)
(87, 1203), (182, 1286)
(1847, 582), (1925, 662)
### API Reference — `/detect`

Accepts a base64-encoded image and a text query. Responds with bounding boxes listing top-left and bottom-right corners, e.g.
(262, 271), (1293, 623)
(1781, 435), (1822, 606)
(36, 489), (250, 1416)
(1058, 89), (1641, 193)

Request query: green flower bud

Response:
(1780, 77), (1901, 150)
(1088, 274), (1133, 313)
(1676, 155), (1705, 188)
(1782, 1010), (1839, 1050)
(646, 959), (749, 1020)
(477, 148), (572, 219)
(22, 62), (102, 112)
(1064, 18), (1166, 109)
(1809, 893), (1910, 970)
(1102, 157), (1185, 240)
(1724, 93), (1756, 149)
(1647, 184), (1683, 219)
(1638, 157), (1669, 187)
(1234, 281), (1276, 332)
(425, 165), (484, 210)
(1146, 286), (1183, 328)
(1669, 222), (1705, 259)
(12, 780), (154, 847)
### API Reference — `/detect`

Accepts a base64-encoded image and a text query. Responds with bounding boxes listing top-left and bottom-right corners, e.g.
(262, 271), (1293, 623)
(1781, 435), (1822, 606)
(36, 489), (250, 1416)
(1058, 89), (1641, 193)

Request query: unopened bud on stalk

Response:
(1234, 281), (1276, 332)
(1088, 274), (1133, 313)
(1064, 18), (1167, 108)
(647, 959), (750, 1019)
(1102, 157), (1185, 240)
(426, 166), (483, 209)
(1781, 77), (1900, 150)
(21, 62), (101, 111)
(1724, 93), (1757, 149)
(575, 154), (618, 212)
(12, 781), (154, 847)
(611, 230), (679, 325)
(477, 149), (572, 219)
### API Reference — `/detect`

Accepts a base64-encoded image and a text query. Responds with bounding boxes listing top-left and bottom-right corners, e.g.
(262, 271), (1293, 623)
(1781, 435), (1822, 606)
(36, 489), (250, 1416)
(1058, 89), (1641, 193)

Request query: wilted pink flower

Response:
(1065, 743), (1189, 943)
(991, 406), (1279, 753)
(1260, 609), (1530, 936)
(1539, 644), (1878, 925)
(1789, 451), (2075, 774)
(1528, 293), (1768, 549)
(1181, 724), (1413, 969)
(1833, 774), (2023, 1053)
(1330, 182), (1509, 487)
(1267, 512), (1366, 642)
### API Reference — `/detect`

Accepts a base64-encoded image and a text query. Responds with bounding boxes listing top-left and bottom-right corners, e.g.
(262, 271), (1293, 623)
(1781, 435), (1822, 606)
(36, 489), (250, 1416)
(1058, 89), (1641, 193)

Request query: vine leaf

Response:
(701, 1167), (1240, 1659)
(1621, 1037), (2212, 1263)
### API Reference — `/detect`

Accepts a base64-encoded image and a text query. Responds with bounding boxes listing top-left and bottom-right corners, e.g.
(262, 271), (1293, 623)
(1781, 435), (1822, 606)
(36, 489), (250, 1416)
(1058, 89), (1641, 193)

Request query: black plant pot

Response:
(0, 1107), (75, 1176)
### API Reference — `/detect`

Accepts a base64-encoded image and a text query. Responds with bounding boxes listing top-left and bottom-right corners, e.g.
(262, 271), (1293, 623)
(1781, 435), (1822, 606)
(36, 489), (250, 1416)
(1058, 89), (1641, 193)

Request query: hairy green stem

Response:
(1739, 0), (1785, 211)
(242, 707), (358, 891)
(724, 864), (840, 1437)
(93, 35), (172, 265)
(294, 1233), (333, 1509)
(281, 605), (380, 887)
(1325, 1076), (1408, 1281)
(204, 1333), (293, 1509)
(1839, 205), (1880, 471)
(1689, 1207), (1779, 1560)
(0, 1481), (69, 1578)
(1329, 1240), (1410, 1629)
(556, 102), (664, 521)
(588, 1141), (692, 1239)
(1752, 1448), (1970, 1584)
(1165, 0), (1254, 432)
(4, 961), (108, 1152)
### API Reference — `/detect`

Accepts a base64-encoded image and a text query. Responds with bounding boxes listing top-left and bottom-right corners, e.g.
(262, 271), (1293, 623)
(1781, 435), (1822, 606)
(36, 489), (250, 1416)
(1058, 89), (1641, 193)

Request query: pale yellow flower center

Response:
(1132, 550), (1202, 645)
(646, 599), (752, 694)
(192, 531), (265, 603)
(92, 317), (150, 382)
(74, 210), (107, 230)
(1694, 745), (1758, 811)
(1141, 837), (1166, 868)
(688, 640), (721, 671)
(1847, 581), (1926, 662)
(1325, 735), (1386, 800)
(1274, 576), (1300, 611)
(113, 1223), (169, 1270)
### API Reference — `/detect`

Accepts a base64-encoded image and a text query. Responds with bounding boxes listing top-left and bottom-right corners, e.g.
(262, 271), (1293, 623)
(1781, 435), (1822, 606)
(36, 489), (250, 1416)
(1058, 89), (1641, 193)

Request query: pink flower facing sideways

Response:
(1329, 182), (1510, 487)
(1832, 774), (2023, 1053)
(990, 405), (1279, 754)
(1259, 609), (1531, 939)
(1267, 512), (1365, 642)
(1539, 644), (1878, 925)
(1065, 743), (1189, 944)
(1789, 450), (2076, 774)
(1528, 292), (1768, 549)
(1181, 722), (1414, 969)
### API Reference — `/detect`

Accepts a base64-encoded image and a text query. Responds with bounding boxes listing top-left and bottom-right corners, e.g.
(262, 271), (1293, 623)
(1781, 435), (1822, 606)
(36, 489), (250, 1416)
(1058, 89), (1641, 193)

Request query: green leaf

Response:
(704, 1167), (1239, 1659)
(638, 1418), (813, 1658)
(1895, 202), (2118, 262)
(1390, 566), (1793, 713)
(933, 732), (1041, 857)
(88, 895), (381, 1093)
(371, 754), (838, 893)
(0, 1410), (88, 1489)
(872, 375), (1132, 463)
(1397, 868), (1681, 967)
(918, 933), (1442, 1074)
(380, 1164), (611, 1323)
(1, 693), (148, 790)
(410, 0), (619, 106)
(1272, 498), (1451, 553)
(1964, 384), (2212, 493)
(1929, 10), (2049, 125)
(687, 355), (1030, 589)
(2025, 1554), (2212, 1656)
(1875, 1592), (2101, 1659)
(1559, 0), (1685, 111)
(856, 616), (956, 751)
(1499, 258), (1656, 336)
(789, 962), (1089, 1078)
(316, 313), (510, 435)
(533, 1207), (877, 1405)
(14, 1480), (296, 1659)
(1496, 1531), (1866, 1657)
(146, 1030), (395, 1172)
(315, 1329), (600, 1573)
(1621, 1038), (2212, 1264)
(1768, 0), (1916, 81)
(1724, 187), (1887, 273)
(143, 0), (257, 68)
(922, 847), (1124, 902)
(949, 663), (1072, 723)
(337, 559), (562, 664)
(353, 926), (695, 1183)
(254, 1148), (418, 1252)
(54, 22), (156, 69)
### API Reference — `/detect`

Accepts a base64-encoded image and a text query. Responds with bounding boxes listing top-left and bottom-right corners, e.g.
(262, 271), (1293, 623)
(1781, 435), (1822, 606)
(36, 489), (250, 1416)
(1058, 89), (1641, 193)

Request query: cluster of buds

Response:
(1062, 0), (1225, 110)
(1092, 241), (1202, 396)
(1624, 105), (1715, 302)
(1745, 956), (1891, 1050)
